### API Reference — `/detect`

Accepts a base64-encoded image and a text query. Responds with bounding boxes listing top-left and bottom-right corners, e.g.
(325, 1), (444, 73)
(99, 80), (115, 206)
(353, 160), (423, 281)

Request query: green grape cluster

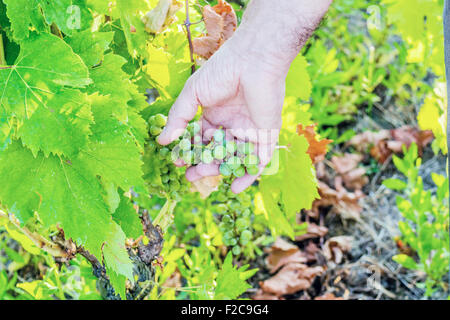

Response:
(143, 114), (190, 201)
(144, 115), (262, 201)
(174, 126), (261, 179)
(211, 179), (255, 256)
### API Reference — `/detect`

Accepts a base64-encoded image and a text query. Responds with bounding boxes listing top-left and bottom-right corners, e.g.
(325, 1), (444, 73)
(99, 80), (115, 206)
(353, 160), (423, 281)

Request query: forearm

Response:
(229, 0), (332, 74)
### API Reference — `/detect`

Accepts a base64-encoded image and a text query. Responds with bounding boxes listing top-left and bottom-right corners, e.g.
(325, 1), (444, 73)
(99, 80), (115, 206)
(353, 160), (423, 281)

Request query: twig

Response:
(153, 199), (178, 233)
(0, 33), (6, 66)
(184, 0), (196, 74)
(0, 210), (69, 258)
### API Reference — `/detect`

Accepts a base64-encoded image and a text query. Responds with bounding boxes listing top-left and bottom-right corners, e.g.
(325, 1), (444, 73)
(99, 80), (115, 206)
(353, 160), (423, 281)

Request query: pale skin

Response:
(158, 0), (333, 193)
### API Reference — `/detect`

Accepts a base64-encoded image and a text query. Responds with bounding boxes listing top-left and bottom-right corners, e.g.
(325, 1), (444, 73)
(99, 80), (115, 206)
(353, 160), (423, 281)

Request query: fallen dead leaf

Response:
(349, 127), (434, 163)
(331, 153), (368, 190)
(304, 242), (320, 263)
(190, 175), (222, 198)
(323, 236), (353, 264)
(295, 223), (328, 241)
(265, 238), (307, 273)
(313, 179), (363, 220)
(297, 124), (333, 164)
(259, 263), (325, 296)
(193, 0), (237, 59)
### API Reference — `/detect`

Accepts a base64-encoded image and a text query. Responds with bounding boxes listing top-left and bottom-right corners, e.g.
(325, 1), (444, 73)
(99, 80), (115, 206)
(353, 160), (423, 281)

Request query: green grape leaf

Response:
(0, 141), (123, 261)
(259, 134), (319, 238)
(38, 0), (93, 36)
(77, 94), (145, 193)
(214, 252), (252, 300)
(17, 89), (93, 157)
(113, 193), (144, 239)
(103, 222), (134, 299)
(87, 53), (136, 121)
(102, 179), (121, 213)
(105, 267), (127, 300)
(115, 0), (149, 59)
(66, 30), (114, 67)
(145, 45), (191, 98)
(3, 0), (47, 42)
(0, 33), (92, 122)
(127, 109), (148, 152)
(286, 54), (311, 101)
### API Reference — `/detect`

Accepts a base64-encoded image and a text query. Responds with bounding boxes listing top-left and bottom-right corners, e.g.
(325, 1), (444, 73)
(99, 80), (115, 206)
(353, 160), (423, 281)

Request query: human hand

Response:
(157, 0), (332, 193)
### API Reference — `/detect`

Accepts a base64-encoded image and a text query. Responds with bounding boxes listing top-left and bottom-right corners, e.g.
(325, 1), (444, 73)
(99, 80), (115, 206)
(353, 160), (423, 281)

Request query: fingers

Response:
(158, 82), (199, 145)
(186, 163), (220, 182)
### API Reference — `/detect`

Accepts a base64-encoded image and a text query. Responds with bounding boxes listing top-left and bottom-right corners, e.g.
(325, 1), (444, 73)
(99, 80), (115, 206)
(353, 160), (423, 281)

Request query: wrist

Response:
(228, 0), (332, 75)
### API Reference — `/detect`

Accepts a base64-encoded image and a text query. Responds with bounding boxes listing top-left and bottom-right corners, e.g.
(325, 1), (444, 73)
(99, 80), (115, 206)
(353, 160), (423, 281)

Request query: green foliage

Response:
(384, 144), (449, 296)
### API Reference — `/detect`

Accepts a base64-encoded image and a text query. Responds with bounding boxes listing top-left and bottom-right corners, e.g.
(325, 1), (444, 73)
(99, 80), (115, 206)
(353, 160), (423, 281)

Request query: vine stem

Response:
(0, 33), (6, 66)
(184, 0), (196, 74)
(153, 199), (178, 233)
(0, 210), (69, 258)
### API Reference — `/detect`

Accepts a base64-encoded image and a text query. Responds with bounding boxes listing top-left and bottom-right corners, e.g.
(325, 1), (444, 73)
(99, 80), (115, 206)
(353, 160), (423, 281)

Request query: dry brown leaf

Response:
(190, 175), (222, 198)
(313, 179), (363, 220)
(163, 269), (182, 288)
(265, 238), (307, 273)
(193, 0), (237, 59)
(323, 236), (353, 264)
(259, 263), (325, 296)
(349, 127), (434, 163)
(143, 0), (182, 33)
(348, 130), (391, 152)
(314, 293), (344, 300)
(304, 242), (320, 263)
(295, 223), (328, 241)
(331, 153), (368, 190)
(297, 124), (333, 164)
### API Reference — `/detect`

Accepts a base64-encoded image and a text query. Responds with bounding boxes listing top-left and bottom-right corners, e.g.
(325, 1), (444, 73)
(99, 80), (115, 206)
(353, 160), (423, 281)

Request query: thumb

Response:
(157, 81), (199, 145)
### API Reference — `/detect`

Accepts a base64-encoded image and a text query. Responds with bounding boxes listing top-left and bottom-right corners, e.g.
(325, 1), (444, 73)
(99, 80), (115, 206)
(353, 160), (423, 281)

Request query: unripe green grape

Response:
(222, 215), (232, 223)
(193, 135), (202, 144)
(182, 151), (193, 165)
(169, 171), (178, 180)
(213, 129), (225, 142)
(246, 165), (259, 176)
(242, 209), (251, 218)
(162, 174), (170, 183)
(154, 114), (167, 127)
(233, 166), (246, 178)
(232, 246), (241, 255)
(169, 180), (180, 191)
(179, 138), (191, 151)
(226, 156), (241, 170)
(213, 145), (227, 160)
(161, 166), (169, 174)
(225, 141), (237, 154)
(219, 163), (232, 176)
(229, 238), (237, 246)
(150, 125), (162, 136)
(159, 147), (170, 157)
(188, 122), (201, 135)
(202, 149), (214, 164)
(216, 204), (228, 214)
(147, 140), (157, 152)
(244, 154), (259, 166)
